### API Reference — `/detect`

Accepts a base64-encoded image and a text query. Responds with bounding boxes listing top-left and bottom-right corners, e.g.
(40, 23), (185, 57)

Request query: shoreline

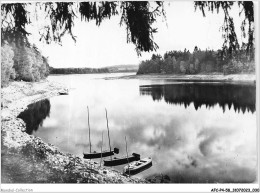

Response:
(1, 80), (147, 183)
(106, 73), (256, 83)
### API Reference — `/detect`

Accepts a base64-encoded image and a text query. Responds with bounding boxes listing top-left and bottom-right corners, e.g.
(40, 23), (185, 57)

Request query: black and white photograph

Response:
(1, 0), (259, 192)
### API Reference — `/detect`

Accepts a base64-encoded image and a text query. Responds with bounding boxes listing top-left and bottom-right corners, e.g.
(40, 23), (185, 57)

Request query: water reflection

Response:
(19, 74), (256, 183)
(17, 99), (51, 134)
(140, 83), (256, 113)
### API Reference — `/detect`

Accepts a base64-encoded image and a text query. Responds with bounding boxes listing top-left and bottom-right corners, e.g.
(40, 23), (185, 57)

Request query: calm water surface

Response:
(18, 73), (257, 183)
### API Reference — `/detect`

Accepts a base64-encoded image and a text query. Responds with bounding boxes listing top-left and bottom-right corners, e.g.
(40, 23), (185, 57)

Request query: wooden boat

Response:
(83, 147), (119, 159)
(84, 107), (119, 160)
(124, 157), (152, 175)
(103, 153), (140, 166)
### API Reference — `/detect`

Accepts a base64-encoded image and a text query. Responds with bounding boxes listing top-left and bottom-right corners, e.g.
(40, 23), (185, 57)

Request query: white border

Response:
(1, 184), (260, 193)
(1, 0), (259, 192)
(255, 0), (260, 190)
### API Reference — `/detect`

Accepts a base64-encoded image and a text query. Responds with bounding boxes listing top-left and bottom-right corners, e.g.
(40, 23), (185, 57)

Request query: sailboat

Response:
(83, 147), (119, 159)
(104, 135), (140, 166)
(83, 107), (119, 159)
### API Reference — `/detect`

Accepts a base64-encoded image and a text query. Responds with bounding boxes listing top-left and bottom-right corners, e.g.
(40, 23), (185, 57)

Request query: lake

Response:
(18, 73), (257, 183)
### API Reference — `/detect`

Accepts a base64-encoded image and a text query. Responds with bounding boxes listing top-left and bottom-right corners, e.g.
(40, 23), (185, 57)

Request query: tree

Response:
(151, 54), (162, 60)
(13, 46), (34, 81)
(194, 58), (200, 72)
(2, 37), (50, 83)
(194, 1), (254, 60)
(41, 56), (50, 78)
(1, 2), (165, 56)
(164, 55), (176, 74)
(2, 2), (253, 58)
(1, 1), (255, 78)
(1, 42), (15, 87)
(180, 61), (187, 74)
(137, 47), (254, 75)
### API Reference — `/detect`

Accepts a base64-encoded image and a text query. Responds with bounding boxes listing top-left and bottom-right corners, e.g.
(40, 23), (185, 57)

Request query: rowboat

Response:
(124, 157), (152, 175)
(103, 153), (140, 166)
(83, 147), (119, 159)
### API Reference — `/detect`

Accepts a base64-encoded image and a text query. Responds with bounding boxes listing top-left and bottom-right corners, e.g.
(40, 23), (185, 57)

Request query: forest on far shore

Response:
(137, 46), (255, 75)
(49, 64), (138, 74)
(50, 67), (109, 74)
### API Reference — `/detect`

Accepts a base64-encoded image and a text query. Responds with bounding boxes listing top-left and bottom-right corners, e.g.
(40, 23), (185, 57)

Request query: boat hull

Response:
(83, 151), (114, 159)
(104, 154), (140, 166)
(83, 148), (119, 159)
(124, 158), (152, 175)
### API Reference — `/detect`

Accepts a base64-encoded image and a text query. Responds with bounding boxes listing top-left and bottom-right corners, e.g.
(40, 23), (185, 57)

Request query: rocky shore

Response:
(1, 80), (147, 183)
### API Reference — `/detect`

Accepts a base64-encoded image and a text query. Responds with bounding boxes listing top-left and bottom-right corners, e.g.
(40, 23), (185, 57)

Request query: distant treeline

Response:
(1, 33), (50, 87)
(50, 66), (138, 74)
(50, 67), (109, 74)
(137, 47), (255, 75)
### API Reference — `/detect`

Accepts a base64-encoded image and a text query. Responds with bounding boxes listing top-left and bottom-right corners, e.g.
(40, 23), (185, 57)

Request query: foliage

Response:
(1, 42), (15, 87)
(1, 1), (253, 57)
(194, 1), (254, 60)
(1, 1), (255, 80)
(50, 67), (109, 74)
(1, 40), (50, 86)
(13, 46), (34, 81)
(1, 3), (30, 46)
(11, 43), (49, 82)
(223, 59), (255, 75)
(1, 2), (165, 55)
(123, 2), (165, 55)
(137, 47), (255, 75)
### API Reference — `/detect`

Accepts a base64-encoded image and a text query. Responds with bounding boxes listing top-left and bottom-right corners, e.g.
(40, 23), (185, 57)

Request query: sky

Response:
(27, 1), (244, 68)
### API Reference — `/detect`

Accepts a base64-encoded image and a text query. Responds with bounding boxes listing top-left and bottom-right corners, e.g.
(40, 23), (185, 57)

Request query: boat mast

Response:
(125, 136), (130, 176)
(87, 106), (91, 153)
(105, 108), (112, 160)
(100, 131), (103, 167)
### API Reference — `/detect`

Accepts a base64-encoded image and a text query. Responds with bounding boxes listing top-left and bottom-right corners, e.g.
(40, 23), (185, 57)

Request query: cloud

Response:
(197, 127), (235, 157)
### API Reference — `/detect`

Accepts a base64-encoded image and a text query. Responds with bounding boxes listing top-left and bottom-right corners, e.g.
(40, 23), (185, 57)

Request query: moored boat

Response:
(124, 157), (152, 175)
(104, 153), (140, 166)
(83, 147), (119, 159)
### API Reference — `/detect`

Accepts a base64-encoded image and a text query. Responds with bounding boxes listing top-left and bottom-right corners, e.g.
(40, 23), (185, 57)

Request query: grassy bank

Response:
(1, 80), (147, 183)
